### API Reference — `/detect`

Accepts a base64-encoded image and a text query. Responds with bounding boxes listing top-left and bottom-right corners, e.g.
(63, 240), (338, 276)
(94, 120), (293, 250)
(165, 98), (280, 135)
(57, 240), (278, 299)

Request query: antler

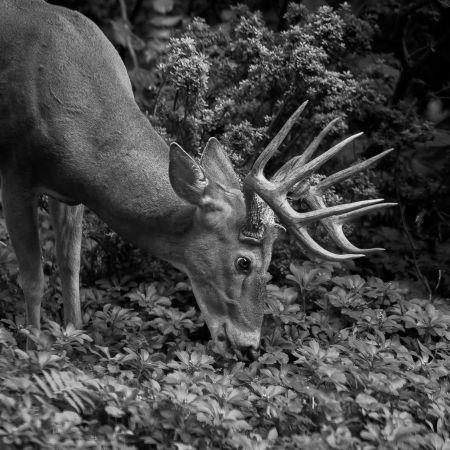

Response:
(243, 101), (396, 260)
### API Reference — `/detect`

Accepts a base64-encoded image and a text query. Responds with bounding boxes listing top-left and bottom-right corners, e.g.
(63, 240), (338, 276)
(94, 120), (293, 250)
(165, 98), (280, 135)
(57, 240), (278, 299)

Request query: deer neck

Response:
(66, 113), (196, 268)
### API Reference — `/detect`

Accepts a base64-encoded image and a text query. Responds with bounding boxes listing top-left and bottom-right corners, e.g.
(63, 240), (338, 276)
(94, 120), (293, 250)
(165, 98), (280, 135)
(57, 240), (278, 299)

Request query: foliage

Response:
(1, 1), (450, 449)
(145, 1), (449, 296)
(153, 4), (368, 153)
(48, 0), (448, 294)
(1, 254), (450, 449)
(1, 208), (450, 449)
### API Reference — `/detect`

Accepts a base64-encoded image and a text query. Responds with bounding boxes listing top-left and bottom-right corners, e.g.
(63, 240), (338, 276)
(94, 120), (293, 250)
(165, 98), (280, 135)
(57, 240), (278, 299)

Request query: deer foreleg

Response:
(1, 177), (44, 331)
(49, 199), (84, 329)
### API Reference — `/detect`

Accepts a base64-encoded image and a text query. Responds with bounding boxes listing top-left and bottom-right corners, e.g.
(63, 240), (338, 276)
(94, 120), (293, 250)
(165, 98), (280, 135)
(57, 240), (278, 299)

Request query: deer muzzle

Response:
(224, 322), (261, 352)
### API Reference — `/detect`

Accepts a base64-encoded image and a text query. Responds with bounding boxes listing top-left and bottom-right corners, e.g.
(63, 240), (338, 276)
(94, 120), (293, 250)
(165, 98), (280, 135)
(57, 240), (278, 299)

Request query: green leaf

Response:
(105, 405), (126, 418)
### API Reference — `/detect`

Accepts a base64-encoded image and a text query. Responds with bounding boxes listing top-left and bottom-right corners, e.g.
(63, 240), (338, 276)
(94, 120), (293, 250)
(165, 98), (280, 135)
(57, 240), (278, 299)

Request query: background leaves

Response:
(1, 0), (449, 448)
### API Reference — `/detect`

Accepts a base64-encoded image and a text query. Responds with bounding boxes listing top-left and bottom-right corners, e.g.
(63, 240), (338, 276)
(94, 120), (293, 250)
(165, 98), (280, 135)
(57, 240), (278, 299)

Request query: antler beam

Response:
(243, 102), (396, 261)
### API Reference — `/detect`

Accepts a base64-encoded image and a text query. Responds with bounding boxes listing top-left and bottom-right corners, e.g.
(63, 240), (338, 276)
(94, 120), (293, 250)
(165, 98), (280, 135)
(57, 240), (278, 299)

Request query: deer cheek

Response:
(189, 280), (229, 324)
(223, 276), (265, 333)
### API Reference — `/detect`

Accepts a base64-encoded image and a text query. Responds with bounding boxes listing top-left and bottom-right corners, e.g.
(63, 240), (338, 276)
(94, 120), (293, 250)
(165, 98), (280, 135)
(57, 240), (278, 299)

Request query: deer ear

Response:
(200, 138), (241, 190)
(169, 143), (209, 206)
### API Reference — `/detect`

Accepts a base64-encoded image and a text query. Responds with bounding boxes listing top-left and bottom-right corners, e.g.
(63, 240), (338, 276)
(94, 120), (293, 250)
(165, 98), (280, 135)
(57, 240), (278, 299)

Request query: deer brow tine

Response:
(251, 101), (308, 177)
(316, 148), (394, 193)
(282, 132), (364, 193)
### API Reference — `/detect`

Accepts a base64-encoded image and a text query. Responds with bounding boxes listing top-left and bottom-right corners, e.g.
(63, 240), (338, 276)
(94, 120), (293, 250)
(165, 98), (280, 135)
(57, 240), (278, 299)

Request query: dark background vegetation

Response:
(0, 1), (450, 449)
(49, 0), (450, 298)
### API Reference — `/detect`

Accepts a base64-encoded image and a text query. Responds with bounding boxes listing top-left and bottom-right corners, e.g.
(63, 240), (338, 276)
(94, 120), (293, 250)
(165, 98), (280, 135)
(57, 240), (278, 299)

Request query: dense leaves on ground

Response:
(1, 249), (450, 447)
(1, 213), (450, 449)
(1, 1), (449, 449)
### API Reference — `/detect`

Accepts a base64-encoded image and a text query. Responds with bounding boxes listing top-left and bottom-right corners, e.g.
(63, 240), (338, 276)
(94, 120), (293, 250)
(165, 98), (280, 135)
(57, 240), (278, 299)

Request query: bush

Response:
(147, 2), (448, 297)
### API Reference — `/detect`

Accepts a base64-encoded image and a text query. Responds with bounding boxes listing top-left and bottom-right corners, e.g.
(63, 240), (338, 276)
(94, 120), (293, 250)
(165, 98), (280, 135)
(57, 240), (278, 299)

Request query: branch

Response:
(412, 28), (450, 71)
(399, 17), (412, 70)
(118, 0), (139, 69)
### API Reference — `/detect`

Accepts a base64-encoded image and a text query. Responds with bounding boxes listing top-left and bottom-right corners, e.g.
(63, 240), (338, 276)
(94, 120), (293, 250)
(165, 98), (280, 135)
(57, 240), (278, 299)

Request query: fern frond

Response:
(32, 370), (99, 413)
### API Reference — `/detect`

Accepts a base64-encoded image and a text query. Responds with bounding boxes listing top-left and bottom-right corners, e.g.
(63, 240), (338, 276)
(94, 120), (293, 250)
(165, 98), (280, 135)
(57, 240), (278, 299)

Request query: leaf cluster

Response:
(1, 256), (450, 449)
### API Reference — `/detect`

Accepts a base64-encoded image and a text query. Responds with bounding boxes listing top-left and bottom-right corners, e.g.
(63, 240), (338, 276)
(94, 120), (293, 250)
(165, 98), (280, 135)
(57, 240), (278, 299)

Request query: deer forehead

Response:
(208, 187), (247, 223)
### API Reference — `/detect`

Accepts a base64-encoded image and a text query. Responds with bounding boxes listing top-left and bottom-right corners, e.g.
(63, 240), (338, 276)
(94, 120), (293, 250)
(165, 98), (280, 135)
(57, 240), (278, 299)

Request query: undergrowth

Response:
(1, 2), (449, 449)
(1, 212), (449, 449)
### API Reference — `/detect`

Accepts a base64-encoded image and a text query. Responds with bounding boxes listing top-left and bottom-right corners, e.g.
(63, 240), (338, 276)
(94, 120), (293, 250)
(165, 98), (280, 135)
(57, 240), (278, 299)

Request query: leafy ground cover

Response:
(1, 211), (450, 449)
(1, 2), (449, 449)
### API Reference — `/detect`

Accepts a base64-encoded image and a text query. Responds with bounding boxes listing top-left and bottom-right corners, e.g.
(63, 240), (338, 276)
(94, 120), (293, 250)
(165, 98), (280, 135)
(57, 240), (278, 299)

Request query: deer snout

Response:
(224, 324), (261, 354)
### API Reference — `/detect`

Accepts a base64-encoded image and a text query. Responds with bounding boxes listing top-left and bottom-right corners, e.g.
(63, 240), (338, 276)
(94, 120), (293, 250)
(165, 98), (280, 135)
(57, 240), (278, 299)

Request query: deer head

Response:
(169, 138), (278, 354)
(168, 101), (395, 354)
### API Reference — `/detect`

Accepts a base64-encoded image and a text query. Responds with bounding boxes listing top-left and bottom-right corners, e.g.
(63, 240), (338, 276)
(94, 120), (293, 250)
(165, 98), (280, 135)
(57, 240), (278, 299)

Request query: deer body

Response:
(0, 0), (394, 353)
(1, 0), (182, 249)
(1, 0), (273, 350)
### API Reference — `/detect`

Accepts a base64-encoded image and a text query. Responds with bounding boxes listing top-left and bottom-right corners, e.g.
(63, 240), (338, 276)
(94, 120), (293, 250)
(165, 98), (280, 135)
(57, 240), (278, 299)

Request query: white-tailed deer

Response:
(0, 0), (394, 353)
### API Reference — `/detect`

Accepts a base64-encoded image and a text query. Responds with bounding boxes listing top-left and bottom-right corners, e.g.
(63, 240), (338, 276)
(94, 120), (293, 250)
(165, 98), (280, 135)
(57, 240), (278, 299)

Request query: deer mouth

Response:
(189, 281), (262, 352)
(224, 321), (261, 351)
(204, 305), (261, 352)
(212, 323), (260, 360)
(215, 326), (228, 353)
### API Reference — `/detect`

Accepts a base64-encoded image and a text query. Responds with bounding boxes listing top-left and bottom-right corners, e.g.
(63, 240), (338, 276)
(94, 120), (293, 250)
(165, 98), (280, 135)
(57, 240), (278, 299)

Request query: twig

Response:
(433, 269), (442, 298)
(394, 172), (433, 299)
(392, 2), (450, 103)
(412, 28), (450, 71)
(151, 75), (167, 116)
(118, 0), (139, 69)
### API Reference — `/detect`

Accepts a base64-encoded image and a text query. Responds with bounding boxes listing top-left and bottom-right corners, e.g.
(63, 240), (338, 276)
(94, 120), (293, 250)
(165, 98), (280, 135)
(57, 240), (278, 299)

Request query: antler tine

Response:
(292, 226), (365, 261)
(296, 117), (341, 167)
(271, 118), (339, 182)
(286, 198), (384, 225)
(319, 202), (397, 253)
(273, 117), (340, 183)
(249, 101), (309, 178)
(322, 220), (385, 254)
(281, 132), (364, 195)
(315, 148), (394, 193)
(243, 101), (395, 260)
(320, 201), (397, 253)
(303, 192), (395, 254)
(334, 202), (397, 223)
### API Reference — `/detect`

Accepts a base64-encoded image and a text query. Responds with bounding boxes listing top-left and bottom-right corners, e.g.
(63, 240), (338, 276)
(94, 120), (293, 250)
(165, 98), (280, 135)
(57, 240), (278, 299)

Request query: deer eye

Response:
(235, 256), (252, 274)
